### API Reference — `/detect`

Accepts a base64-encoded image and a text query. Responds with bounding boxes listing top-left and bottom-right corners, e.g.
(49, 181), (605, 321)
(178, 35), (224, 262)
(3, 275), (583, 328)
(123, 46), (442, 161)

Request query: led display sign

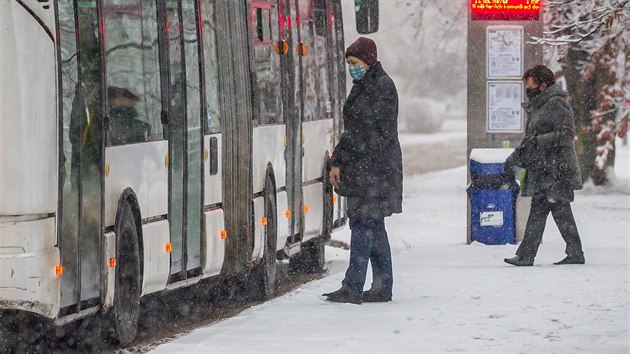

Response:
(471, 0), (541, 21)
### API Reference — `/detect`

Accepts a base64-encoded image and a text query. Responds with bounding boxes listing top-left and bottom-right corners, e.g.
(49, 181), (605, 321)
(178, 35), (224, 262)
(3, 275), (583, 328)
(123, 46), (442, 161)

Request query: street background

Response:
(149, 121), (629, 353)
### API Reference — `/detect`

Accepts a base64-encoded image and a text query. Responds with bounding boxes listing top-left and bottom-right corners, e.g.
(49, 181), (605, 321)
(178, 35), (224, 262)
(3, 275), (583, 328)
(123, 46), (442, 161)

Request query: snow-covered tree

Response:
(532, 0), (630, 184)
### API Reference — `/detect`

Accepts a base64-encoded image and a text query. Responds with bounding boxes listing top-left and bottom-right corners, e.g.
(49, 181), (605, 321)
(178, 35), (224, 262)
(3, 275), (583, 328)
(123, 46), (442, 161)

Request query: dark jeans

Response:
(342, 218), (393, 299)
(517, 196), (584, 258)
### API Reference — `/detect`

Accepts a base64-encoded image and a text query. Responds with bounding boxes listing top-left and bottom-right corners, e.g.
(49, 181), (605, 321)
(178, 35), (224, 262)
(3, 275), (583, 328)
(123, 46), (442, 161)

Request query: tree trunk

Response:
(563, 48), (598, 183)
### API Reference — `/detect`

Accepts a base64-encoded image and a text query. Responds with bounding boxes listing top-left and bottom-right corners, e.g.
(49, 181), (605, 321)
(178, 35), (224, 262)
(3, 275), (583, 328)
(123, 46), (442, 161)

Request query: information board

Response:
(487, 26), (523, 78)
(487, 81), (523, 133)
(471, 0), (541, 21)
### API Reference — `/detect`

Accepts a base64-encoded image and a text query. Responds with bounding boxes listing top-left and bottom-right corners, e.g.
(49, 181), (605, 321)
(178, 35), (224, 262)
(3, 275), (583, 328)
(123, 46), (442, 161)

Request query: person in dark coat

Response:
(108, 86), (150, 145)
(322, 37), (403, 304)
(504, 65), (585, 266)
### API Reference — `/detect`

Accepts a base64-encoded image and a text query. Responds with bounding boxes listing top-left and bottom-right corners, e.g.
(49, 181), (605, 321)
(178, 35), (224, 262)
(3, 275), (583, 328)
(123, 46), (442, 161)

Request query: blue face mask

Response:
(349, 65), (367, 80)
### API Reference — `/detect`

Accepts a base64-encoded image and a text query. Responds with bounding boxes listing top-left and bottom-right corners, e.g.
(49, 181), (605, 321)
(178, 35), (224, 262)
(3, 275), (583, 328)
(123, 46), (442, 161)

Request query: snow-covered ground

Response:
(151, 138), (629, 353)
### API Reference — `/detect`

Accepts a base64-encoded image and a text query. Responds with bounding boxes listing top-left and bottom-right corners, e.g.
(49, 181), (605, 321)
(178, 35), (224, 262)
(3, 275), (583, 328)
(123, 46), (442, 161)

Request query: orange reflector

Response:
(304, 204), (310, 213)
(274, 40), (289, 54)
(105, 163), (110, 177)
(109, 257), (117, 267)
(220, 230), (227, 239)
(285, 210), (291, 218)
(55, 264), (63, 277)
(332, 195), (337, 203)
(296, 43), (307, 56)
(165, 243), (172, 252)
(261, 217), (268, 226)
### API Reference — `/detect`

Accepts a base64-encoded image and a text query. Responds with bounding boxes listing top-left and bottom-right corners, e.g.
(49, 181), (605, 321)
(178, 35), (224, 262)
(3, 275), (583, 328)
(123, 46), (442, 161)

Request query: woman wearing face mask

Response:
(323, 37), (402, 304)
(504, 65), (585, 267)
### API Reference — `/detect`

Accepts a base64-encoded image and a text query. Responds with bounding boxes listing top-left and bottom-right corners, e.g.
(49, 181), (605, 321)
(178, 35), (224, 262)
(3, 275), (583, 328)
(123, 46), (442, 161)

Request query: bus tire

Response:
(291, 236), (326, 274)
(253, 175), (277, 300)
(104, 200), (141, 346)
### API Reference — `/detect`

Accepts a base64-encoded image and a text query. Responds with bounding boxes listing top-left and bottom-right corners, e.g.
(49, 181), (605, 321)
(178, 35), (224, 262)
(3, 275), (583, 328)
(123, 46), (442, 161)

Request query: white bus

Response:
(0, 0), (377, 345)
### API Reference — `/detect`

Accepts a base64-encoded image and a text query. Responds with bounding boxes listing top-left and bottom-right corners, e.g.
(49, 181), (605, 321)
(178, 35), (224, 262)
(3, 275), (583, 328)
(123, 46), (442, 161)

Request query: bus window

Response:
(313, 0), (330, 119)
(299, 0), (321, 122)
(313, 0), (326, 37)
(200, 0), (222, 133)
(251, 3), (283, 125)
(103, 0), (162, 145)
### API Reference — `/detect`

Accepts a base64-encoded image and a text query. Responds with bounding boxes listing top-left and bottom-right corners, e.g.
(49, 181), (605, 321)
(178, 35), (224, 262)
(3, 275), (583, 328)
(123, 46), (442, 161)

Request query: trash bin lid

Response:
(470, 148), (515, 175)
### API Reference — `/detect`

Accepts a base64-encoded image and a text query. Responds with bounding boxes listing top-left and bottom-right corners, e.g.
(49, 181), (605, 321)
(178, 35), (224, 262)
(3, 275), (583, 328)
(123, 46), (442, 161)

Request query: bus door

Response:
(164, 0), (204, 282)
(58, 0), (104, 313)
(281, 0), (305, 249)
(326, 0), (346, 223)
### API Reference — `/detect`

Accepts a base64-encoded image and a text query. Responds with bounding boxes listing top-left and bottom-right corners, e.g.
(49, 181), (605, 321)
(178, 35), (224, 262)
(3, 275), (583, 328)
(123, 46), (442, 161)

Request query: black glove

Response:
(503, 161), (515, 175)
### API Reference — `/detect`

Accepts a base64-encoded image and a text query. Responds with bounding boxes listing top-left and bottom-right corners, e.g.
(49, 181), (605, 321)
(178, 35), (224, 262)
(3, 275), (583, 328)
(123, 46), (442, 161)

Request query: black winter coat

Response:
(331, 62), (403, 219)
(506, 84), (583, 202)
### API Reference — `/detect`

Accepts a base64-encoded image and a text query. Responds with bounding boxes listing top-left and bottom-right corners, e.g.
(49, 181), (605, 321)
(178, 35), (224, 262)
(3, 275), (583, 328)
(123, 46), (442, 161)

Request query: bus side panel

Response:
(301, 183), (324, 242)
(202, 209), (225, 278)
(275, 191), (290, 252)
(251, 196), (265, 262)
(140, 220), (170, 296)
(0, 217), (60, 318)
(104, 141), (168, 227)
(0, 2), (57, 215)
(252, 125), (287, 194)
(302, 119), (333, 183)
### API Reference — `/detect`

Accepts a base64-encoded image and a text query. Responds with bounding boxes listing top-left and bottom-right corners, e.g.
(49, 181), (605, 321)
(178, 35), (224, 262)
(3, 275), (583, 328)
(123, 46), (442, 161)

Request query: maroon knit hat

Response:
(345, 37), (377, 66)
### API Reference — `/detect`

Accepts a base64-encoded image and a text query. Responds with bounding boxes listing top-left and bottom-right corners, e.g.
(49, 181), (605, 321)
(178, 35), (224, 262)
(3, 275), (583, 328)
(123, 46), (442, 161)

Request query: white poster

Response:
(480, 211), (504, 227)
(487, 26), (523, 78)
(487, 81), (523, 133)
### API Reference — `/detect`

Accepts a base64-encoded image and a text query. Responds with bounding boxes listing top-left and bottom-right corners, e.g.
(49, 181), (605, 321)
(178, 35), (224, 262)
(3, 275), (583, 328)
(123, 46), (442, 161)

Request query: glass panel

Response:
(182, 0), (203, 270)
(325, 0), (336, 117)
(141, 0), (163, 138)
(252, 5), (282, 125)
(104, 0), (162, 145)
(77, 1), (104, 301)
(313, 0), (330, 119)
(200, 0), (221, 132)
(58, 0), (80, 308)
(167, 0), (185, 275)
(299, 0), (319, 121)
(332, 0), (345, 123)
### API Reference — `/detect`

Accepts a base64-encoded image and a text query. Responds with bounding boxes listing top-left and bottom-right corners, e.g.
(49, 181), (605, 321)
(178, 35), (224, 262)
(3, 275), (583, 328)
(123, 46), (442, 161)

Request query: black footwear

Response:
(504, 255), (534, 266)
(554, 254), (585, 265)
(322, 288), (343, 298)
(323, 288), (361, 304)
(362, 289), (392, 303)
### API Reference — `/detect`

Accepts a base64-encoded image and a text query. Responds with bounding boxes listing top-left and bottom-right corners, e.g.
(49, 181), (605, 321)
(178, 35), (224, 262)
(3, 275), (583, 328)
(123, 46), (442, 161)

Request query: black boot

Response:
(504, 255), (534, 266)
(322, 288), (361, 304)
(362, 289), (392, 303)
(322, 288), (343, 297)
(554, 254), (585, 265)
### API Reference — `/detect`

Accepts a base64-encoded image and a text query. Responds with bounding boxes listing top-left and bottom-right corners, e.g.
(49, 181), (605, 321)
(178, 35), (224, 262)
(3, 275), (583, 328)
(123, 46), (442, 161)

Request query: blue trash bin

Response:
(468, 149), (519, 245)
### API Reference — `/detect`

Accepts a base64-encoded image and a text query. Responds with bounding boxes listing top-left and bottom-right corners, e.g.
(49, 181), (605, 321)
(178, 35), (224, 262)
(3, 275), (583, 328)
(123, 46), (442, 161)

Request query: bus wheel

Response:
(253, 177), (277, 300)
(291, 236), (326, 274)
(104, 200), (141, 346)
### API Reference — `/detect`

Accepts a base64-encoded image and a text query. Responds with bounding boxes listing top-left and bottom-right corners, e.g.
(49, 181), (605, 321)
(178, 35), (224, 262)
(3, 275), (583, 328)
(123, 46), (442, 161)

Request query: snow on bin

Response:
(468, 148), (519, 245)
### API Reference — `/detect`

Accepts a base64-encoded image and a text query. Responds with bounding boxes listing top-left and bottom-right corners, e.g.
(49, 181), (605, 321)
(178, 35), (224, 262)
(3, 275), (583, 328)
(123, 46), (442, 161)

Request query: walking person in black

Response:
(504, 65), (585, 266)
(322, 37), (403, 304)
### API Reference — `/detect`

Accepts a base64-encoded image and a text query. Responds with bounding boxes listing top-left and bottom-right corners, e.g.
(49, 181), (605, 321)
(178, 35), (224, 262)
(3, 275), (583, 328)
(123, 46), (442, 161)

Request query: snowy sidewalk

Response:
(151, 142), (629, 353)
